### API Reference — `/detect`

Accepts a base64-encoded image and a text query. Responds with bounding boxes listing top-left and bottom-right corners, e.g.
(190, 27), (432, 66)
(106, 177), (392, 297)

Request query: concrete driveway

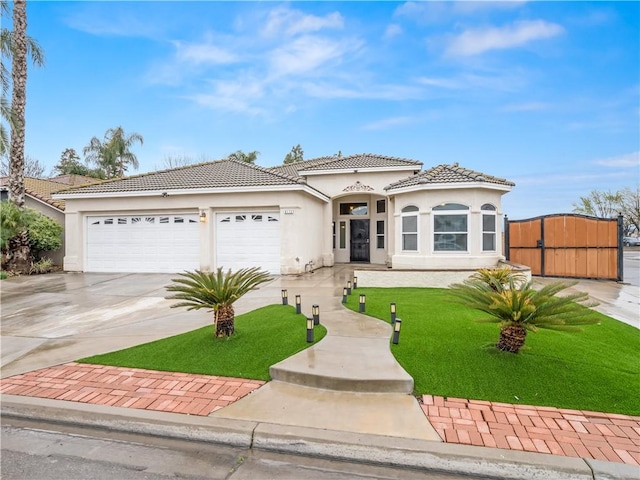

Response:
(0, 273), (223, 377)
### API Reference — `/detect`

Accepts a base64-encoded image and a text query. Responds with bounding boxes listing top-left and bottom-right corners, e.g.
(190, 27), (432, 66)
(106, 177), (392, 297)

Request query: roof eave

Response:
(53, 184), (330, 203)
(385, 182), (514, 194)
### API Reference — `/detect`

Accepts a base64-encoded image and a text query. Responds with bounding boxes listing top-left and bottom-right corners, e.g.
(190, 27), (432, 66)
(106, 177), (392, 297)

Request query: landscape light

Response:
(359, 294), (366, 313)
(312, 304), (320, 325)
(295, 294), (301, 314)
(281, 289), (288, 305)
(390, 303), (396, 323)
(306, 317), (314, 343)
(392, 319), (402, 345)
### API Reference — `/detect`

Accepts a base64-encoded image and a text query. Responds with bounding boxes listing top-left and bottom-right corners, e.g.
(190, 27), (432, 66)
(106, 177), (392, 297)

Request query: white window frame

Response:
(432, 203), (469, 253)
(481, 203), (497, 252)
(401, 205), (419, 252)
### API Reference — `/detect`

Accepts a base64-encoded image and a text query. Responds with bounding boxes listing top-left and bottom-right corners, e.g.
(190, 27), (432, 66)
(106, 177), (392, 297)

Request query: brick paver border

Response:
(421, 395), (640, 466)
(0, 363), (265, 416)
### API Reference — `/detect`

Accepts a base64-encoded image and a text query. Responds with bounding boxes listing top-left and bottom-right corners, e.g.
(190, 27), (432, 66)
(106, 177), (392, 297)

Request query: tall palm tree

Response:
(166, 267), (272, 337)
(227, 150), (260, 164)
(84, 126), (143, 179)
(2, 0), (44, 200)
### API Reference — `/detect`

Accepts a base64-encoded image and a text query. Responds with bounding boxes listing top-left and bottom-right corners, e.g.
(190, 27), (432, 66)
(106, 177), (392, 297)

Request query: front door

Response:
(350, 219), (370, 262)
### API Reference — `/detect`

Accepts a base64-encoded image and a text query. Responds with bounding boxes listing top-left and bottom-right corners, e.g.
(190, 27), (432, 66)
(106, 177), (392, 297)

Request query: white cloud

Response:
(445, 20), (564, 56)
(187, 78), (266, 116)
(262, 7), (344, 38)
(394, 1), (526, 23)
(592, 152), (640, 168)
(269, 36), (359, 77)
(174, 40), (238, 65)
(384, 24), (403, 40)
(361, 116), (418, 131)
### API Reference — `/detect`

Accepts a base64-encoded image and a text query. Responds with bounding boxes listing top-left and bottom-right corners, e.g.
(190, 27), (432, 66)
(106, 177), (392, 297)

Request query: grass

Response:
(78, 304), (326, 381)
(345, 288), (640, 416)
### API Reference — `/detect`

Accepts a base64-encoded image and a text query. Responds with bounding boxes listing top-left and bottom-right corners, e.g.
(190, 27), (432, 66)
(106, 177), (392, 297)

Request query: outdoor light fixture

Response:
(359, 294), (366, 313)
(342, 288), (348, 303)
(295, 294), (301, 314)
(353, 276), (358, 289)
(392, 319), (402, 345)
(281, 289), (288, 305)
(390, 302), (397, 323)
(346, 280), (352, 295)
(312, 304), (320, 325)
(199, 211), (207, 223)
(306, 317), (314, 343)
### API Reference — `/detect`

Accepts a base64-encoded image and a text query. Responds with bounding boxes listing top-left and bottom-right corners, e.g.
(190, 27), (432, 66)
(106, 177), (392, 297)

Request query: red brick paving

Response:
(2, 364), (638, 466)
(0, 363), (264, 416)
(421, 395), (640, 466)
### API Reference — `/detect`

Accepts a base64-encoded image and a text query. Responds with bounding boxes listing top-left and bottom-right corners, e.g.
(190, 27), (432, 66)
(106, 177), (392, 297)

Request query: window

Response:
(376, 199), (386, 214)
(340, 202), (367, 215)
(401, 205), (418, 251)
(339, 221), (346, 249)
(160, 217), (169, 223)
(376, 220), (385, 249)
(332, 222), (336, 249)
(482, 204), (497, 251)
(433, 203), (469, 251)
(118, 218), (127, 225)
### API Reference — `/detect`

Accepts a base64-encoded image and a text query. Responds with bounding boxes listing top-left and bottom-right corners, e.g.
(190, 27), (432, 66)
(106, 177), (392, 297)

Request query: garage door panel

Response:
(86, 214), (199, 273)
(216, 212), (281, 274)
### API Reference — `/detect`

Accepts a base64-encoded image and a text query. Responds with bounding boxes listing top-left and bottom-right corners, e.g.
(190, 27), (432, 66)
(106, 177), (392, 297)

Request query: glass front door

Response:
(350, 219), (370, 262)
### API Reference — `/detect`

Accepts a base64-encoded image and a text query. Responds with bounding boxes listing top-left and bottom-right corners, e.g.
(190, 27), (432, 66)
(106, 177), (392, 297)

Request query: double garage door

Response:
(86, 212), (280, 274)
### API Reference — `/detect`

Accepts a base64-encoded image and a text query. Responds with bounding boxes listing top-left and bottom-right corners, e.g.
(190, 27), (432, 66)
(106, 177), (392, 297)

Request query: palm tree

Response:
(227, 150), (260, 164)
(165, 267), (272, 337)
(449, 278), (599, 353)
(84, 126), (143, 179)
(2, 0), (45, 201)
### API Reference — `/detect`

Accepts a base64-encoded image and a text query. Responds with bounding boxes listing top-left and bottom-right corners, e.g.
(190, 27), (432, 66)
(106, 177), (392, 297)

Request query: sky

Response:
(10, 1), (640, 218)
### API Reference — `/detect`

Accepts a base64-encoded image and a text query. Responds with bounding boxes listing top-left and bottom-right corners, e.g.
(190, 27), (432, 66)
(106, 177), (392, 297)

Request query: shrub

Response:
(30, 257), (54, 275)
(26, 211), (62, 255)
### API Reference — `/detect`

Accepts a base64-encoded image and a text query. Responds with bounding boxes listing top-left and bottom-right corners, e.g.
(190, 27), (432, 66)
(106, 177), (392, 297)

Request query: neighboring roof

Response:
(269, 153), (423, 177)
(385, 163), (515, 191)
(0, 177), (69, 210)
(49, 174), (103, 186)
(54, 158), (312, 196)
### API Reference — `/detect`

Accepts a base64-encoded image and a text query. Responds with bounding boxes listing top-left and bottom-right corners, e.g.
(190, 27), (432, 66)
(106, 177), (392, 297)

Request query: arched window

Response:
(481, 204), (497, 251)
(433, 203), (469, 251)
(401, 205), (419, 251)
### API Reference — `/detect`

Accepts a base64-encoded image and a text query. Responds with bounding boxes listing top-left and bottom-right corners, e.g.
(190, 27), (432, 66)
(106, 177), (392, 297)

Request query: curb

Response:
(2, 395), (638, 480)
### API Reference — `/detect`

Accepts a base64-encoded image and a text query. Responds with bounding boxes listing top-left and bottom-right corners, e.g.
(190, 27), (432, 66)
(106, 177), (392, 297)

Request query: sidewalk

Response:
(1, 267), (639, 480)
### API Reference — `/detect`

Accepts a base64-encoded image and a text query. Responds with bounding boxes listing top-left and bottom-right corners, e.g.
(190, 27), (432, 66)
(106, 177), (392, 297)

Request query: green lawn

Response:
(79, 304), (326, 381)
(345, 287), (640, 416)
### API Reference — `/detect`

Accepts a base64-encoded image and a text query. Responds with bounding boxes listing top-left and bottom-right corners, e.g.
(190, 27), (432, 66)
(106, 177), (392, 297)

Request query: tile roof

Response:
(56, 158), (305, 195)
(268, 153), (422, 177)
(0, 177), (70, 210)
(385, 163), (515, 191)
(49, 174), (103, 186)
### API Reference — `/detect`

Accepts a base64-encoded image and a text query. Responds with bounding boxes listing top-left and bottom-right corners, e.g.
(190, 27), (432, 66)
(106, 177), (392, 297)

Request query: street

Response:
(1, 418), (481, 480)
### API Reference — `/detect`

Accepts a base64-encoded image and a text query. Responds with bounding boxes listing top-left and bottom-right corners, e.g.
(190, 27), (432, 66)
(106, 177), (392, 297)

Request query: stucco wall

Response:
(62, 190), (328, 274)
(390, 187), (509, 270)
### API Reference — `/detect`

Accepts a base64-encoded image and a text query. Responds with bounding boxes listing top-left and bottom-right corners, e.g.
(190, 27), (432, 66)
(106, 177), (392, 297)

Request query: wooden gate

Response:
(505, 214), (623, 281)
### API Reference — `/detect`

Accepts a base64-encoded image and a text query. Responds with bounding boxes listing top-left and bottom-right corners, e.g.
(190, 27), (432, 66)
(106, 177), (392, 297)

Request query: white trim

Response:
(53, 184), (330, 202)
(386, 182), (513, 194)
(299, 165), (420, 176)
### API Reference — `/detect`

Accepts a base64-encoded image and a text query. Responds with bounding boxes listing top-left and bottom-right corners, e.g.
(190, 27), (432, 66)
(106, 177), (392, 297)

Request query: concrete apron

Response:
(213, 268), (441, 441)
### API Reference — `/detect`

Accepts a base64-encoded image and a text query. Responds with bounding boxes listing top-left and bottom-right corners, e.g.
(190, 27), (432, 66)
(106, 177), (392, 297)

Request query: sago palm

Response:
(449, 278), (599, 353)
(165, 267), (272, 338)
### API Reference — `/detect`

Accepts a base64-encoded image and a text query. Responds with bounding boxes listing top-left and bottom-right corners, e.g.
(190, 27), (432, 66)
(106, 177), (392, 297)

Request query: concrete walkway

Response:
(1, 267), (639, 478)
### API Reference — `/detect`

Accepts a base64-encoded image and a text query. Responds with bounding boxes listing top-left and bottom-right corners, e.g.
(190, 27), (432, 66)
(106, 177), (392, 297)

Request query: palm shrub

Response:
(448, 278), (600, 353)
(469, 267), (527, 291)
(165, 267), (272, 337)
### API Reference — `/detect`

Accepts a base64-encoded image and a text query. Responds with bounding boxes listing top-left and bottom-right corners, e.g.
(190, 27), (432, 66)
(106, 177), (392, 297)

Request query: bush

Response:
(26, 211), (62, 255)
(30, 257), (54, 274)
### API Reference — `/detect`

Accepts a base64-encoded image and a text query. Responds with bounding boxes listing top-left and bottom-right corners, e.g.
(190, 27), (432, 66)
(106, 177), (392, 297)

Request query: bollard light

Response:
(342, 287), (348, 303)
(390, 302), (396, 323)
(392, 318), (402, 344)
(281, 289), (288, 306)
(359, 294), (366, 313)
(353, 276), (358, 289)
(295, 294), (302, 314)
(306, 317), (314, 343)
(312, 304), (320, 325)
(346, 281), (352, 295)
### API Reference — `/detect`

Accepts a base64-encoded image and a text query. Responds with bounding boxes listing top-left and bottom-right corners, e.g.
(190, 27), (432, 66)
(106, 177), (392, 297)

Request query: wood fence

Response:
(505, 214), (623, 281)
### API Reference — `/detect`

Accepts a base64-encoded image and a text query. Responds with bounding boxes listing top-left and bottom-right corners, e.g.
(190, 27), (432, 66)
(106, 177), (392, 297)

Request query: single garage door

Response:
(86, 214), (200, 273)
(216, 212), (280, 274)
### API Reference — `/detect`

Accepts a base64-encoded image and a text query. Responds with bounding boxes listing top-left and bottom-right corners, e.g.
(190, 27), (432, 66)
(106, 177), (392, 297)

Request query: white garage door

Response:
(86, 214), (200, 273)
(216, 212), (281, 274)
